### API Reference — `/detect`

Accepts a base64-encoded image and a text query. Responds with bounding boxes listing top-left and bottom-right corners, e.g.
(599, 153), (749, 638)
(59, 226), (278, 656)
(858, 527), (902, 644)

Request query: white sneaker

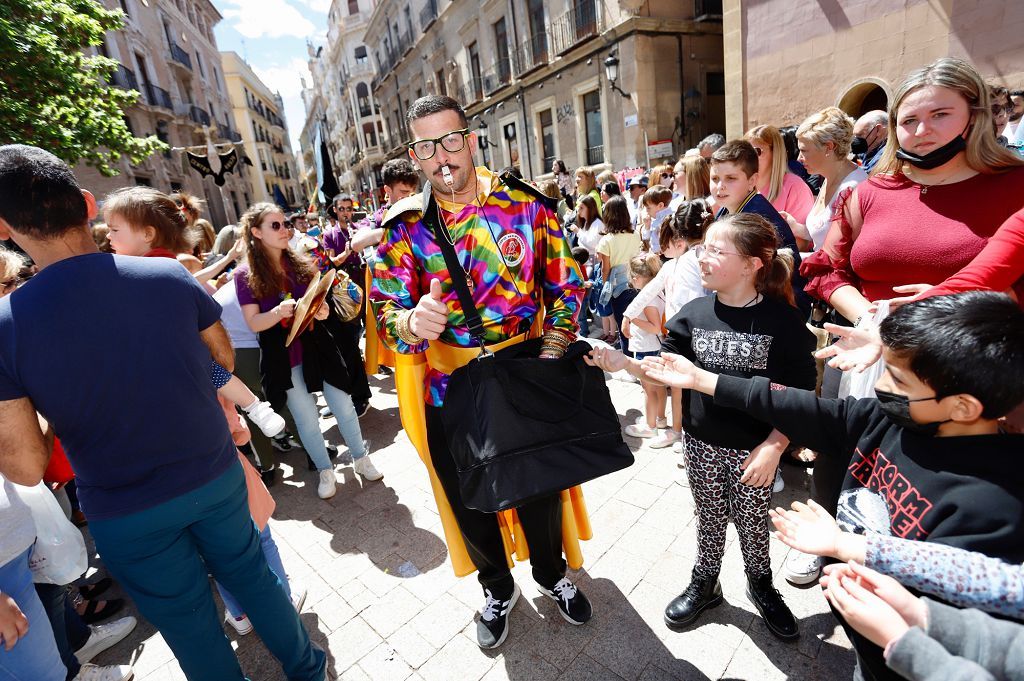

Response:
(649, 429), (681, 449)
(317, 469), (337, 499)
(672, 440), (683, 454)
(244, 401), (286, 438)
(74, 616), (137, 664)
(291, 582), (308, 613)
(224, 612), (253, 636)
(772, 469), (785, 493)
(353, 455), (383, 481)
(73, 663), (134, 681)
(784, 551), (824, 585)
(623, 423), (659, 438)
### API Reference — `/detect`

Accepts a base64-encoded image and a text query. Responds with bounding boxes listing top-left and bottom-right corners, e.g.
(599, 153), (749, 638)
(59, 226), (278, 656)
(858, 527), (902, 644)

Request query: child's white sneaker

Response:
(649, 429), (681, 449)
(317, 469), (337, 499)
(245, 401), (286, 438)
(225, 612), (253, 636)
(354, 455), (383, 481)
(624, 423), (659, 438)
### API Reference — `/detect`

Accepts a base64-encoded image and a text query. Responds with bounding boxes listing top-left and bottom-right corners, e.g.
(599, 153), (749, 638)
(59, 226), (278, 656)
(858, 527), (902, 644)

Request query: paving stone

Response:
(385, 626), (436, 670)
(408, 593), (475, 650)
(356, 642), (414, 681)
(361, 586), (427, 638)
(326, 616), (385, 676)
(417, 634), (496, 681)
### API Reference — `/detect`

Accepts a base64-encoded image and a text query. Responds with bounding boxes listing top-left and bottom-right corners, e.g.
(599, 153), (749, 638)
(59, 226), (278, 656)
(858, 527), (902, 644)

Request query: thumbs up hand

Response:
(409, 278), (449, 340)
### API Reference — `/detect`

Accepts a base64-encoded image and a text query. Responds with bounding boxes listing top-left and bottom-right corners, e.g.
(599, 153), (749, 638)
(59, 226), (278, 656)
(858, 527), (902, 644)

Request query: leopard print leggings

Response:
(684, 435), (774, 579)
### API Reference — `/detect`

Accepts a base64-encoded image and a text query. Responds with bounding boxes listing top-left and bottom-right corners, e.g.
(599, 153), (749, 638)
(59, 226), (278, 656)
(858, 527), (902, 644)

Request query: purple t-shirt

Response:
(322, 225), (362, 269)
(233, 264), (309, 367)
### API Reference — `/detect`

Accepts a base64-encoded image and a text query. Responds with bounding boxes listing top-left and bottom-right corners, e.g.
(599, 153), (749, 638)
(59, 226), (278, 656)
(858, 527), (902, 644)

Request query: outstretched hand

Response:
(888, 284), (932, 309)
(638, 352), (698, 389)
(584, 346), (629, 374)
(821, 561), (927, 649)
(770, 499), (848, 558)
(815, 322), (883, 373)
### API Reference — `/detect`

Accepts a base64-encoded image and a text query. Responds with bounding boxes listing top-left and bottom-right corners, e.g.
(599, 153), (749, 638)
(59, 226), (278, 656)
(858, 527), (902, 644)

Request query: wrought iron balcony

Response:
(217, 123), (242, 143)
(109, 63), (138, 91)
(189, 105), (210, 126)
(169, 42), (192, 70)
(551, 0), (603, 55)
(143, 83), (173, 110)
(586, 145), (604, 166)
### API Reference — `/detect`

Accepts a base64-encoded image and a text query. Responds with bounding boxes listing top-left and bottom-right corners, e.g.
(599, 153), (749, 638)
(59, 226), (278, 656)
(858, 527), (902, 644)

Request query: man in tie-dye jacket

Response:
(370, 95), (592, 650)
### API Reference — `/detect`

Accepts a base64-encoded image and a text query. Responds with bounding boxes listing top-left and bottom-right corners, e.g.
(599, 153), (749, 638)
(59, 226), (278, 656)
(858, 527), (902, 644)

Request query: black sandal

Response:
(78, 577), (112, 601)
(79, 597), (124, 625)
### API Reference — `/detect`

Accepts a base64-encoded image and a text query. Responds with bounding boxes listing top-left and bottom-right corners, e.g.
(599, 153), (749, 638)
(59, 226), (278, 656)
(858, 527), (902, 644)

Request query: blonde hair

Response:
(680, 155), (711, 200)
(746, 124), (789, 202)
(797, 107), (855, 158)
(875, 57), (1024, 175)
(192, 218), (216, 255)
(596, 169), (616, 186)
(650, 163), (673, 186)
(628, 251), (662, 283)
(240, 202), (316, 300)
(0, 248), (25, 282)
(574, 167), (596, 194)
(710, 213), (796, 306)
(102, 187), (196, 254)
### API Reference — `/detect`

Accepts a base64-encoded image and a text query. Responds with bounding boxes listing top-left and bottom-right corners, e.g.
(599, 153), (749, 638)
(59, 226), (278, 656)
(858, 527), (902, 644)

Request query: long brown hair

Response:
(601, 196), (633, 234)
(713, 213), (795, 306)
(876, 58), (1024, 175)
(102, 187), (196, 254)
(680, 155), (711, 200)
(576, 194), (600, 230)
(240, 202), (316, 300)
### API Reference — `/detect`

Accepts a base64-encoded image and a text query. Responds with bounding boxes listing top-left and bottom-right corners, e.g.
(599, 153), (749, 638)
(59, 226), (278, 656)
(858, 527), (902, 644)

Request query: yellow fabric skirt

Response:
(394, 339), (592, 577)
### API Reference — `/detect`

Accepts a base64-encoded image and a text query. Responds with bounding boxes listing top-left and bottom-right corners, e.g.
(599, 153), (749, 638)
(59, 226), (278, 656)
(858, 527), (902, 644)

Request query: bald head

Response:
(853, 110), (888, 156)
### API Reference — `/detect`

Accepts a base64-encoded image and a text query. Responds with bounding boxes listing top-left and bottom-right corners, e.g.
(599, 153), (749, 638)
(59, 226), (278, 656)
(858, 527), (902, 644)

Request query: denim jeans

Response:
(286, 364), (366, 470)
(215, 524), (291, 619)
(0, 549), (66, 681)
(34, 584), (89, 680)
(88, 463), (325, 681)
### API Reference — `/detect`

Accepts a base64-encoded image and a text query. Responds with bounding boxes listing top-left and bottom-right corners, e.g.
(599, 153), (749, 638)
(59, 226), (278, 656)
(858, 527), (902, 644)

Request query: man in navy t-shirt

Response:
(0, 145), (326, 681)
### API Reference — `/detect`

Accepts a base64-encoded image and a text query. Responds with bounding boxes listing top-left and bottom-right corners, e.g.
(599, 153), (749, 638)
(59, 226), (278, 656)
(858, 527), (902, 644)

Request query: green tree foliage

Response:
(0, 0), (166, 176)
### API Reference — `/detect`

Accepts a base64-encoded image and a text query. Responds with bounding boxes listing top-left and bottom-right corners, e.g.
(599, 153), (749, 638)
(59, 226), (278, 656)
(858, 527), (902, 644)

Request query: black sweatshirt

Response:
(715, 374), (1024, 681)
(661, 295), (817, 451)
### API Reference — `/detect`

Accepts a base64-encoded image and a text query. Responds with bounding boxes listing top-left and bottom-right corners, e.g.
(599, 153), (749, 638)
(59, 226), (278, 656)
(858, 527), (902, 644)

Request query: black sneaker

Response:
(259, 465), (277, 488)
(354, 400), (370, 418)
(271, 433), (295, 452)
(307, 443), (340, 471)
(664, 571), (723, 629)
(476, 584), (520, 649)
(746, 573), (799, 641)
(538, 577), (592, 625)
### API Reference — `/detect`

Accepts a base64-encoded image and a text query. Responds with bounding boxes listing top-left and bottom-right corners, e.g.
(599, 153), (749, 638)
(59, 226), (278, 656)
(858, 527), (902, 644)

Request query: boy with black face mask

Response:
(640, 290), (1024, 681)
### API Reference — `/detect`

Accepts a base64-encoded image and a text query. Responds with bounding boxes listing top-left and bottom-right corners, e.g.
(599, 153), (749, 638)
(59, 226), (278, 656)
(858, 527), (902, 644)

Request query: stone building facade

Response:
(76, 0), (252, 228)
(722, 0), (1024, 136)
(221, 52), (303, 211)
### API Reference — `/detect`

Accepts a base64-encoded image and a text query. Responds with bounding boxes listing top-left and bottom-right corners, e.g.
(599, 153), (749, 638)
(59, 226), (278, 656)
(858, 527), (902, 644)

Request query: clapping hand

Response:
(770, 499), (844, 558)
(638, 352), (698, 389)
(821, 561), (927, 649)
(815, 322), (883, 373)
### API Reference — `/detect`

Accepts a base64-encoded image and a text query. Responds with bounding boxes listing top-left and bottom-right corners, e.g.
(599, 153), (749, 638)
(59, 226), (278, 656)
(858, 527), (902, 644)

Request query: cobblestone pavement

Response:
(87, 367), (855, 680)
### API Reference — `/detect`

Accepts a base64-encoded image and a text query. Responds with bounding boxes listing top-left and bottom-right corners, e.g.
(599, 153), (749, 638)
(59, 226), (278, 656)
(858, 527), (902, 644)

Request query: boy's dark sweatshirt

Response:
(662, 295), (817, 450)
(716, 190), (812, 316)
(714, 374), (1024, 681)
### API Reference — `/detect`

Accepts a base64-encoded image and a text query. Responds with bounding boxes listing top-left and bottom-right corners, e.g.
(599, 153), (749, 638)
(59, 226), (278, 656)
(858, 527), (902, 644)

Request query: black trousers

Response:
(336, 319), (371, 405)
(425, 405), (566, 599)
(811, 365), (849, 515)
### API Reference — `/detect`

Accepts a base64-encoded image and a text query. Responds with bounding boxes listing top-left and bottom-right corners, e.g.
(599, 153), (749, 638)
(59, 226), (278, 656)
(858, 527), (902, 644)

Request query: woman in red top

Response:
(789, 57), (1024, 590)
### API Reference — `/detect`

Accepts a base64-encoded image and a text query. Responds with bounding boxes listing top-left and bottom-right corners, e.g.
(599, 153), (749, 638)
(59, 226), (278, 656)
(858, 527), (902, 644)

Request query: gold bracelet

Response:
(396, 309), (424, 346)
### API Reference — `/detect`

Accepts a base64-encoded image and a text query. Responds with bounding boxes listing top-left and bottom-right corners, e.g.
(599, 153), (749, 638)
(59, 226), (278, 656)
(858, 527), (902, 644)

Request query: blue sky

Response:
(213, 0), (329, 151)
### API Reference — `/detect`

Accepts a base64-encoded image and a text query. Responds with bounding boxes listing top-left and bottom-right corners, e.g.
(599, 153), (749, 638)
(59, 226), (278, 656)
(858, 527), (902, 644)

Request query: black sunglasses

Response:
(266, 221), (287, 231)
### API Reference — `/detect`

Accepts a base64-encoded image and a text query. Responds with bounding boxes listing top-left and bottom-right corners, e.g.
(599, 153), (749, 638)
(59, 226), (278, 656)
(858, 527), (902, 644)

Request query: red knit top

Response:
(802, 167), (1024, 303)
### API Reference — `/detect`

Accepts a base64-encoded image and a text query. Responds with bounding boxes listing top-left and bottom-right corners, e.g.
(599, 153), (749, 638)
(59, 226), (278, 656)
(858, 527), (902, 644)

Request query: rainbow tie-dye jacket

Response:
(371, 167), (584, 406)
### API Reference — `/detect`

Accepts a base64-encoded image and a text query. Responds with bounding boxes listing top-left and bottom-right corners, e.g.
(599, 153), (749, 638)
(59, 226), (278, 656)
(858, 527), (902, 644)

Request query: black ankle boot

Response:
(746, 573), (799, 640)
(259, 465), (277, 487)
(664, 572), (723, 629)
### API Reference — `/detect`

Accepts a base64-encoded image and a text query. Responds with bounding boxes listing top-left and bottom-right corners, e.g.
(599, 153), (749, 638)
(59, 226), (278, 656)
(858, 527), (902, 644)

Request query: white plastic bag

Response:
(15, 482), (87, 585)
(838, 300), (890, 400)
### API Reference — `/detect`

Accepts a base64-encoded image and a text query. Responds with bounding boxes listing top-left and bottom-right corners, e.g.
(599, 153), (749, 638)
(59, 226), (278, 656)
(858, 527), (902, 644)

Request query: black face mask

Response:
(895, 120), (970, 170)
(851, 136), (869, 156)
(875, 389), (950, 436)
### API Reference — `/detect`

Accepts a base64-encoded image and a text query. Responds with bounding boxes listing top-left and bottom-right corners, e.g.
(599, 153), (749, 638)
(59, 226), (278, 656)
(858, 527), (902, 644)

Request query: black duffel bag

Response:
(431, 201), (633, 513)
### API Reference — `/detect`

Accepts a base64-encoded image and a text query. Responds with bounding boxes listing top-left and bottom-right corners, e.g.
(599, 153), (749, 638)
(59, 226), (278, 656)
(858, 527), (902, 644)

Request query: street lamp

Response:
(477, 120), (497, 165)
(604, 53), (631, 99)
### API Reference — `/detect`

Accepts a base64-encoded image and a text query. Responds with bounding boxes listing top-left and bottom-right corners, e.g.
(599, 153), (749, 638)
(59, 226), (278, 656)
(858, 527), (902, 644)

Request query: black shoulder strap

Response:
(428, 198), (487, 345)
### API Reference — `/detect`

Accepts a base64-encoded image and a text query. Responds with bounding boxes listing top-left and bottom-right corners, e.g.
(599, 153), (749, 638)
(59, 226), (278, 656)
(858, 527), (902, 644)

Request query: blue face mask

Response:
(306, 226), (321, 238)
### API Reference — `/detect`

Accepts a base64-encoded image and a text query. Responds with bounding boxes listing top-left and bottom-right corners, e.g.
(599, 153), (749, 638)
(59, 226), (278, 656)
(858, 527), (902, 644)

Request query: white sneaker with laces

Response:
(354, 455), (383, 481)
(783, 551), (824, 585)
(73, 663), (134, 681)
(649, 429), (681, 449)
(317, 469), (337, 499)
(224, 612), (253, 636)
(74, 616), (137, 664)
(244, 401), (286, 438)
(624, 423), (659, 438)
(772, 469), (785, 493)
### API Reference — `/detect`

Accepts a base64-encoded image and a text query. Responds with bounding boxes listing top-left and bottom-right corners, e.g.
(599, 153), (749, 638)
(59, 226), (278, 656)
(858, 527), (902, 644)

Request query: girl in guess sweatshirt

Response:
(586, 212), (817, 641)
